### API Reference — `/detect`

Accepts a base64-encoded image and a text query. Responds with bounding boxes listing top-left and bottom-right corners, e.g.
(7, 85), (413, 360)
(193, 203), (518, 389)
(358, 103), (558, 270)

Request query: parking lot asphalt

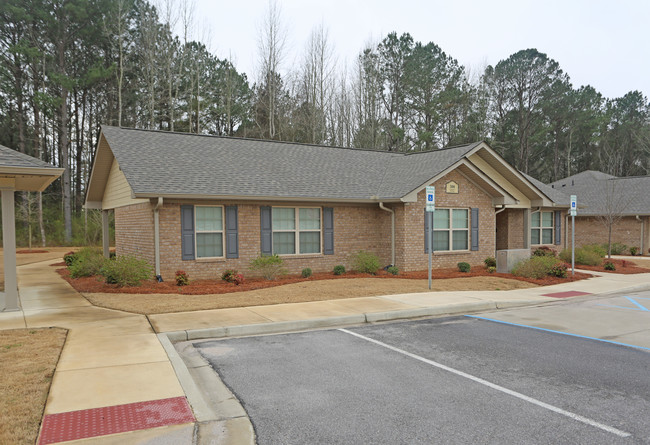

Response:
(194, 316), (650, 444)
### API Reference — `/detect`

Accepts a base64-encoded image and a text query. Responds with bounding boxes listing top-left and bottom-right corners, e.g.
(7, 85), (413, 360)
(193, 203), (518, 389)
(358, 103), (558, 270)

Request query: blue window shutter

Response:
(555, 210), (561, 245)
(471, 208), (479, 251)
(225, 205), (239, 258)
(424, 209), (431, 253)
(323, 207), (334, 255)
(260, 206), (272, 256)
(180, 205), (195, 260)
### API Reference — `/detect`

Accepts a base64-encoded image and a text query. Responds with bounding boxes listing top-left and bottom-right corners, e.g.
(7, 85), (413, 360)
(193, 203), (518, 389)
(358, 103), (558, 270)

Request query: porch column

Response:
(102, 209), (110, 258)
(1, 187), (19, 311)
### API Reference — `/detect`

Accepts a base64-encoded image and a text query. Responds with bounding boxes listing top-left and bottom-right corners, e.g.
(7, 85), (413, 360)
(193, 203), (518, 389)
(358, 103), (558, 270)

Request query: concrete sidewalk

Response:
(1, 259), (649, 444)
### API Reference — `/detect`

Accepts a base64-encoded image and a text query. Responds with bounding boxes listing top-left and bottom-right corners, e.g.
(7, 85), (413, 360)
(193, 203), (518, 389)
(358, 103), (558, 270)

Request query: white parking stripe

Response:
(339, 328), (631, 438)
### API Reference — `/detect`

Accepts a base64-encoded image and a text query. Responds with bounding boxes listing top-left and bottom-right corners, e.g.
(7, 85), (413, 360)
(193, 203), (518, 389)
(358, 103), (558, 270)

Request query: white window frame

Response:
(531, 210), (554, 245)
(272, 206), (322, 256)
(195, 205), (224, 259)
(433, 208), (469, 252)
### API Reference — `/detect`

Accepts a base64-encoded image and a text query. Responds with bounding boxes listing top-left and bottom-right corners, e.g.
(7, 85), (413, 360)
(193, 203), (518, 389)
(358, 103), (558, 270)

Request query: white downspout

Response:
(154, 197), (163, 279)
(379, 202), (395, 267)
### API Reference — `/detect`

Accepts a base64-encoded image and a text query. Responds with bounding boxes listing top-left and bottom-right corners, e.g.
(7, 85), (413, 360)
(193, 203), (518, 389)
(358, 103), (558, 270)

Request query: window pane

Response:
(531, 212), (540, 228)
(272, 208), (295, 230)
(542, 228), (553, 244)
(433, 209), (449, 229)
(196, 207), (222, 231)
(452, 230), (468, 250)
(542, 211), (553, 227)
(531, 228), (540, 245)
(433, 231), (449, 251)
(273, 232), (295, 255)
(299, 231), (320, 254)
(299, 208), (320, 230)
(196, 233), (222, 257)
(452, 209), (468, 229)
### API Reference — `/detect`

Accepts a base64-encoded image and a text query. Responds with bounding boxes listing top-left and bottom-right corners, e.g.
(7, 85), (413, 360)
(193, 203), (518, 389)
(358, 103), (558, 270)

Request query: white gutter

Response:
(154, 197), (163, 279)
(379, 202), (395, 266)
(495, 205), (506, 215)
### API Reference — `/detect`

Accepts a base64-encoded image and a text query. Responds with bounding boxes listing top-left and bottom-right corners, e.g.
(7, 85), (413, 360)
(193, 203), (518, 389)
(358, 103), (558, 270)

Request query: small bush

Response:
(333, 265), (346, 275)
(68, 247), (105, 278)
(559, 245), (603, 266)
(604, 242), (628, 255)
(533, 246), (556, 257)
(249, 254), (287, 280)
(629, 247), (638, 256)
(175, 270), (190, 286)
(352, 250), (380, 275)
(484, 257), (496, 268)
(99, 255), (153, 287)
(487, 266), (496, 274)
(63, 251), (77, 267)
(457, 262), (471, 273)
(387, 266), (399, 275)
(221, 269), (238, 283)
(234, 273), (245, 285)
(604, 261), (616, 271)
(585, 244), (607, 258)
(301, 268), (312, 278)
(512, 256), (563, 279)
(549, 262), (568, 278)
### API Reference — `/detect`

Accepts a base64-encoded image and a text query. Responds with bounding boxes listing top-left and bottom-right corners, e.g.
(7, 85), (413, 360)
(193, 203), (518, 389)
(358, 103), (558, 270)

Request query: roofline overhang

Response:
(0, 167), (64, 192)
(132, 193), (404, 205)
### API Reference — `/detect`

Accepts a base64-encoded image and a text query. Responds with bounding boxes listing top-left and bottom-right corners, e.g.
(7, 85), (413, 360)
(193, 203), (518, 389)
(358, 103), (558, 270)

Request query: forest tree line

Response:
(1, 0), (649, 246)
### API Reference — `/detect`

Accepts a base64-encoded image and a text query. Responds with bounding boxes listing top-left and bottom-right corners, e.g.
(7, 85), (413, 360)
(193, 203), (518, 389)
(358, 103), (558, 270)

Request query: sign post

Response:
(426, 186), (435, 289)
(570, 195), (577, 275)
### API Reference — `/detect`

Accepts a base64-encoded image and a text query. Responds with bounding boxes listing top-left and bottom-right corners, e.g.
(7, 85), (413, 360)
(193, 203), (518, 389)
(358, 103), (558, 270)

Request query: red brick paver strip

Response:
(541, 290), (591, 298)
(39, 397), (194, 444)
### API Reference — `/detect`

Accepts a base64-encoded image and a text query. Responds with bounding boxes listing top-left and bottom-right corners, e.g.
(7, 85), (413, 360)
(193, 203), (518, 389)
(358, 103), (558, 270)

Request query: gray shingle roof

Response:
(521, 172), (569, 205)
(0, 144), (59, 169)
(101, 126), (481, 201)
(547, 171), (650, 216)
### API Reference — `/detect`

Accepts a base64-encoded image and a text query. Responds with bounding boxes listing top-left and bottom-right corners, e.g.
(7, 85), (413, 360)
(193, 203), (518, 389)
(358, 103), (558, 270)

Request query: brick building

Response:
(85, 127), (569, 280)
(549, 171), (650, 255)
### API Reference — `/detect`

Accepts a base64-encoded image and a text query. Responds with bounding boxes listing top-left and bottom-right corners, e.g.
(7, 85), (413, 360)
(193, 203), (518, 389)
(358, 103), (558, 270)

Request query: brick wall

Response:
(395, 170), (496, 271)
(114, 202), (155, 265)
(568, 215), (648, 254)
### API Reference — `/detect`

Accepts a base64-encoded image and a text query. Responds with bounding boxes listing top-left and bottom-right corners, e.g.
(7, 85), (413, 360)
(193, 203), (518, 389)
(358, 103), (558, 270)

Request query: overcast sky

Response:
(188, 0), (649, 100)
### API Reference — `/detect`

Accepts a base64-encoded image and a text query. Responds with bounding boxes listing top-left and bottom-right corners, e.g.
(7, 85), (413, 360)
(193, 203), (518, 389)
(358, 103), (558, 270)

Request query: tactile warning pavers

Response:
(541, 290), (591, 298)
(39, 396), (194, 444)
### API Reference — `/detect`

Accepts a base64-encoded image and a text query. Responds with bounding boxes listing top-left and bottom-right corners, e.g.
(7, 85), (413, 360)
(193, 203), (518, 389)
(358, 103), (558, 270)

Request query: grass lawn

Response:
(0, 328), (67, 445)
(84, 276), (540, 315)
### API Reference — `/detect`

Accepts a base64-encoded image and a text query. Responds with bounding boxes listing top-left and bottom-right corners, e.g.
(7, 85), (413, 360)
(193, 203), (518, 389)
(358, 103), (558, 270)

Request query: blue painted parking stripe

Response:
(465, 315), (650, 352)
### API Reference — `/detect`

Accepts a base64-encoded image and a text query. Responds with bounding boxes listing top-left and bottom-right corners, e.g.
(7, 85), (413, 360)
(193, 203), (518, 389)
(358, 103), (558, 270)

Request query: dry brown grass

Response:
(84, 276), (536, 315)
(0, 328), (67, 445)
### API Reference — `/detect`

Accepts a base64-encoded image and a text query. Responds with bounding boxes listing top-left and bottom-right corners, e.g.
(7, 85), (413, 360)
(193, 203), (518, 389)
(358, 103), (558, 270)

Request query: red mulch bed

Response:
(16, 249), (49, 254)
(57, 267), (591, 296)
(575, 258), (650, 274)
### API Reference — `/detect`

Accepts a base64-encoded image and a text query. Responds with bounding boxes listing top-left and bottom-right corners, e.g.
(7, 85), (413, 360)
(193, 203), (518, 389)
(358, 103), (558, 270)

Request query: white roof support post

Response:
(102, 209), (110, 258)
(1, 187), (19, 311)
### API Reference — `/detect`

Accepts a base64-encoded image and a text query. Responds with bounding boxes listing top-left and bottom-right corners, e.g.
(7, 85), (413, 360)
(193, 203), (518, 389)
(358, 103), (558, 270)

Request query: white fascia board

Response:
(133, 193), (403, 204)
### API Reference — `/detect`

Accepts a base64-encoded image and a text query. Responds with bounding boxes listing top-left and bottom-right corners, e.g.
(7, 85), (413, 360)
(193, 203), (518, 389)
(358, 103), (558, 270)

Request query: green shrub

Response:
(533, 246), (556, 257)
(603, 242), (628, 255)
(249, 254), (287, 280)
(175, 270), (190, 286)
(68, 247), (105, 278)
(333, 265), (346, 275)
(559, 246), (603, 266)
(484, 257), (496, 268)
(512, 256), (563, 279)
(221, 269), (238, 283)
(387, 266), (399, 275)
(585, 244), (607, 258)
(487, 266), (496, 274)
(352, 250), (380, 275)
(629, 246), (638, 256)
(457, 262), (471, 273)
(604, 261), (616, 271)
(550, 262), (568, 278)
(99, 255), (153, 287)
(301, 267), (312, 278)
(63, 251), (77, 267)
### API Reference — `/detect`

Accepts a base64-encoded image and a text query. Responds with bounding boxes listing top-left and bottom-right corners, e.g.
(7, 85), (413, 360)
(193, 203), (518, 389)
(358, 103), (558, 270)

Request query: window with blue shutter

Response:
(180, 205), (195, 260)
(260, 206), (272, 256)
(554, 210), (561, 245)
(323, 207), (334, 255)
(471, 208), (479, 251)
(226, 205), (239, 258)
